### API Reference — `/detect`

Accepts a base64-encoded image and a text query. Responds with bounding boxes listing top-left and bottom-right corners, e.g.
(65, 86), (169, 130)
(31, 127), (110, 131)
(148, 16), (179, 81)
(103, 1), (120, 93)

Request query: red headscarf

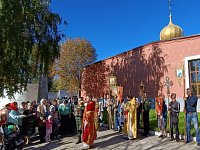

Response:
(9, 102), (18, 111)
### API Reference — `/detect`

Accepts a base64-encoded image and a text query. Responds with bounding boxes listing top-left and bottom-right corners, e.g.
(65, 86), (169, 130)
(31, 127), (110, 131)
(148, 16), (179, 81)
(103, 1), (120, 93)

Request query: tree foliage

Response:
(0, 0), (63, 96)
(50, 38), (97, 95)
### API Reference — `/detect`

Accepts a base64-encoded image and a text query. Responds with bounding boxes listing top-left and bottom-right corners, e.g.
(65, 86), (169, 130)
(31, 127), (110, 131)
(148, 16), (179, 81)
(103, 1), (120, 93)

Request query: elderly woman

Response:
(7, 102), (26, 133)
(22, 103), (36, 144)
(36, 99), (47, 143)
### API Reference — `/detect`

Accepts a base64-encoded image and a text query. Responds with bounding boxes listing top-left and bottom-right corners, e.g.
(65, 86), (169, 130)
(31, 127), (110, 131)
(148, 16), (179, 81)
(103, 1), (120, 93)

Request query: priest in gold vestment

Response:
(123, 97), (129, 137)
(126, 96), (138, 139)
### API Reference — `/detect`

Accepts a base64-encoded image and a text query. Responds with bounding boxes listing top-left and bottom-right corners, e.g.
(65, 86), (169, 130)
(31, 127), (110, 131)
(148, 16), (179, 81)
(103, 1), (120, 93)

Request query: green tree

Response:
(0, 0), (64, 96)
(50, 38), (97, 96)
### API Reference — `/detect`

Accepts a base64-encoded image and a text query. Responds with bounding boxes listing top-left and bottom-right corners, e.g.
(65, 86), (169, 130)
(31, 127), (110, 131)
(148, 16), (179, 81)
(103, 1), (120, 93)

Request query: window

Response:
(189, 59), (200, 97)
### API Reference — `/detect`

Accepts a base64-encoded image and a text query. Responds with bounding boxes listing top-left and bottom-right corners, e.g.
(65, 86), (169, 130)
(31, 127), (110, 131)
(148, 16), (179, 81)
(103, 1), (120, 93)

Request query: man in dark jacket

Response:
(185, 88), (200, 146)
(142, 93), (151, 137)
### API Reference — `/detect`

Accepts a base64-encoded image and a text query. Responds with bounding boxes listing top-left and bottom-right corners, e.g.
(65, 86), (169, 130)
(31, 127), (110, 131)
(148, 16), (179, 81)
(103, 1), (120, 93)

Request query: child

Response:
(46, 115), (53, 142)
(5, 124), (24, 146)
(6, 124), (18, 138)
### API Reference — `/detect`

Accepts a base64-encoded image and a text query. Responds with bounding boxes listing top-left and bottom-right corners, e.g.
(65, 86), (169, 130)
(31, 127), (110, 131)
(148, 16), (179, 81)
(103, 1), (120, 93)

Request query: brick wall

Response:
(81, 35), (200, 111)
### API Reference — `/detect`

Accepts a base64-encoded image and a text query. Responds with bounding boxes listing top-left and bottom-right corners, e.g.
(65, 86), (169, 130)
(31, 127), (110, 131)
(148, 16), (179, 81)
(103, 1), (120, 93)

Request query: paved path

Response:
(24, 130), (199, 150)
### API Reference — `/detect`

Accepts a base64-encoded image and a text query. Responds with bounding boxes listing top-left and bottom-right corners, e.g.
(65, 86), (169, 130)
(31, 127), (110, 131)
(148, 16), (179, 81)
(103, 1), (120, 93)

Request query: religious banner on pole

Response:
(111, 86), (118, 97)
(117, 86), (123, 102)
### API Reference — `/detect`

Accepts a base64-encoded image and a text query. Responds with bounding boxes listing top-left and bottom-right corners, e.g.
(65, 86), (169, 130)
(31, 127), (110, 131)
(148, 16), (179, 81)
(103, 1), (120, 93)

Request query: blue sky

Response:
(51, 0), (200, 61)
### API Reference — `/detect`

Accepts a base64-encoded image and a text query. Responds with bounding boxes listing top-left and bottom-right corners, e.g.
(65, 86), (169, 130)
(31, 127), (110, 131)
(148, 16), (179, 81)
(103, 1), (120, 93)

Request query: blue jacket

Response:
(186, 95), (198, 112)
(7, 110), (23, 126)
(58, 103), (71, 115)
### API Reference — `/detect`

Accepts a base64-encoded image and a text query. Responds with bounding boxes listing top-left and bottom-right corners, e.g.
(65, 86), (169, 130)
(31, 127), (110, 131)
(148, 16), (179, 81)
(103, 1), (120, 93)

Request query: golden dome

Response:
(160, 17), (183, 41)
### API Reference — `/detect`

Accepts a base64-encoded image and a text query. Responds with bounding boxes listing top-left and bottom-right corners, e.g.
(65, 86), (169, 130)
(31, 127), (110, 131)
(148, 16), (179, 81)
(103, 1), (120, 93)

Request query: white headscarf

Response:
(40, 99), (47, 113)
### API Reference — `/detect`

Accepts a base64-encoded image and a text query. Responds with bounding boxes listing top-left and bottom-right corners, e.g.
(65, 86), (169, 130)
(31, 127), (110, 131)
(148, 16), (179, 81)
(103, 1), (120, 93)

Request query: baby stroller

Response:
(0, 122), (24, 150)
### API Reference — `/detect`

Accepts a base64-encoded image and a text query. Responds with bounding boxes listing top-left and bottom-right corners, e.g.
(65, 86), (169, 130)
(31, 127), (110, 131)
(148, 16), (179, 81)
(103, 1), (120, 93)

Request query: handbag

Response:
(36, 118), (45, 127)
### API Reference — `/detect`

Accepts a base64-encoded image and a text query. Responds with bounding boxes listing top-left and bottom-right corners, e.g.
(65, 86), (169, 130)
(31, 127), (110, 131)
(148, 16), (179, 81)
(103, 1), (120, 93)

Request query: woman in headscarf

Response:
(22, 102), (37, 144)
(36, 99), (47, 143)
(7, 102), (26, 136)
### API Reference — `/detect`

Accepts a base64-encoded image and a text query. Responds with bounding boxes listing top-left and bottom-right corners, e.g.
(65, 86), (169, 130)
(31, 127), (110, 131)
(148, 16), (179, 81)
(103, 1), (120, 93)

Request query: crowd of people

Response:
(0, 96), (98, 149)
(0, 98), (76, 148)
(0, 87), (200, 149)
(104, 93), (151, 139)
(155, 88), (200, 146)
(97, 87), (200, 147)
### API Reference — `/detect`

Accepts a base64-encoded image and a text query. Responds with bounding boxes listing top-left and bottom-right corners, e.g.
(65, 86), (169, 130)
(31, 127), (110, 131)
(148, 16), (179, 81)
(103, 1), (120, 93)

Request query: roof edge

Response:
(89, 34), (200, 67)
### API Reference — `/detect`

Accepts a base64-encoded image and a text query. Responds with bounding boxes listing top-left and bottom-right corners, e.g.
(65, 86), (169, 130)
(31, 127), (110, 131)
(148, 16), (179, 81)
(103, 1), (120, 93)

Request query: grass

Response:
(149, 109), (200, 136)
(102, 108), (200, 137)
